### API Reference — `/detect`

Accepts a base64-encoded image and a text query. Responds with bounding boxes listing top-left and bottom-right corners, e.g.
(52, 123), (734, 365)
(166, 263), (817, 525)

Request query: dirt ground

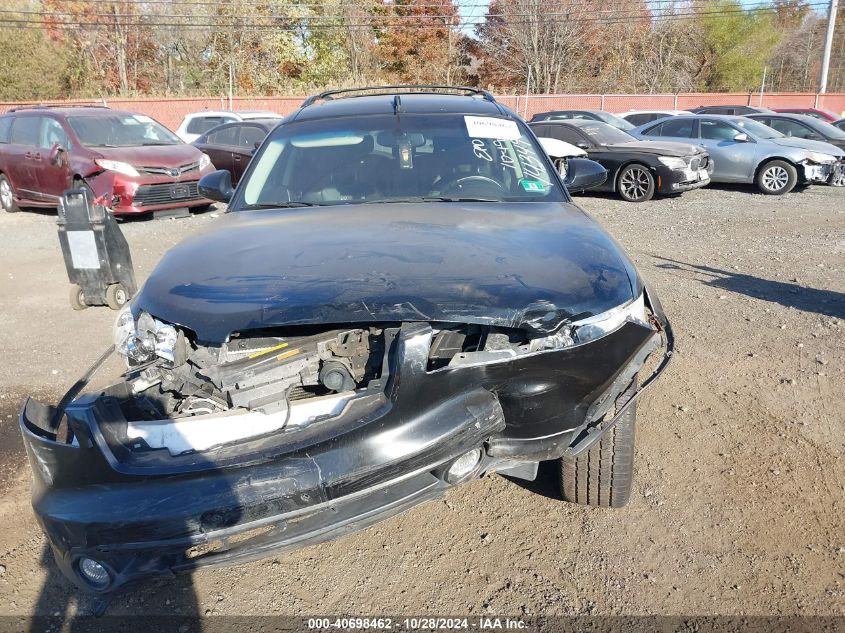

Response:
(0, 185), (843, 626)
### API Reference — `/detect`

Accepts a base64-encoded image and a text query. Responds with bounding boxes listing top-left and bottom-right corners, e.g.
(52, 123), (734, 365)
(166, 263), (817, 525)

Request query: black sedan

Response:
(689, 105), (772, 115)
(530, 109), (635, 131)
(191, 118), (279, 185)
(530, 119), (711, 202)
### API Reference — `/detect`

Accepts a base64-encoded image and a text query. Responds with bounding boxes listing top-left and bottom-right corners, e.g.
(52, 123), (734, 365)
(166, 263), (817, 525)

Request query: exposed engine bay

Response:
(105, 293), (647, 457)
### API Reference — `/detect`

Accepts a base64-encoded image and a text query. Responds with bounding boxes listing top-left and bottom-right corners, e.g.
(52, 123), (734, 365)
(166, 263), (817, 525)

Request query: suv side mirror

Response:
(563, 158), (607, 191)
(49, 143), (66, 165)
(733, 133), (750, 143)
(198, 169), (234, 203)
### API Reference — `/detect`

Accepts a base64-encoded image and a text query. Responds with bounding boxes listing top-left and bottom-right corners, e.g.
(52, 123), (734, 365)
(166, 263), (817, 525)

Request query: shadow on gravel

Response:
(502, 460), (561, 500)
(653, 256), (845, 319)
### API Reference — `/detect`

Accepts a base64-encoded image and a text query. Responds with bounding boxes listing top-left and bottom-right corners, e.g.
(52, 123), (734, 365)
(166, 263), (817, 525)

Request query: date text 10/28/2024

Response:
(307, 618), (529, 630)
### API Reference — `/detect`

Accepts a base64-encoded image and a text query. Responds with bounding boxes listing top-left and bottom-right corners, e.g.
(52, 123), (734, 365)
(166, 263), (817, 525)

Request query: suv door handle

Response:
(233, 154), (241, 161)
(25, 152), (42, 161)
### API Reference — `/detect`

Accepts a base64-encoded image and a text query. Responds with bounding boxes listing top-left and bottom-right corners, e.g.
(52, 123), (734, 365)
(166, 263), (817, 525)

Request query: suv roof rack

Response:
(301, 85), (496, 108)
(6, 104), (109, 113)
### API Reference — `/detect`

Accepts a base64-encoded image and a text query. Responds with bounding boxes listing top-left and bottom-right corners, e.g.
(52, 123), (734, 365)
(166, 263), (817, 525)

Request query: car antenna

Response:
(393, 94), (403, 114)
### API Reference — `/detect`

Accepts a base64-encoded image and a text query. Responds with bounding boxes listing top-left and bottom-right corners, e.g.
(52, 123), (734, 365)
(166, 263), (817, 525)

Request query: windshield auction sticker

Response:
(465, 116), (520, 141)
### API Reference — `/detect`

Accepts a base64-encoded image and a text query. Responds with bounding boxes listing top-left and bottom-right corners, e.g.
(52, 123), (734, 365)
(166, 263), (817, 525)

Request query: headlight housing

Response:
(657, 156), (688, 170)
(529, 293), (649, 351)
(803, 151), (836, 164)
(571, 293), (648, 344)
(113, 305), (179, 365)
(199, 153), (211, 170)
(95, 159), (139, 178)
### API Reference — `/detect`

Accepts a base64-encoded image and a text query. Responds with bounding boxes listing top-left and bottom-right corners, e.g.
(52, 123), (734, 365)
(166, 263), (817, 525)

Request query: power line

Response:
(1, 2), (826, 30)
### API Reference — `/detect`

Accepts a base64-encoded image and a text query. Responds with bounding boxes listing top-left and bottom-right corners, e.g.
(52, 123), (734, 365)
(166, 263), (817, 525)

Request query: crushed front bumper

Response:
(20, 291), (672, 593)
(657, 165), (711, 194)
(799, 161), (836, 184)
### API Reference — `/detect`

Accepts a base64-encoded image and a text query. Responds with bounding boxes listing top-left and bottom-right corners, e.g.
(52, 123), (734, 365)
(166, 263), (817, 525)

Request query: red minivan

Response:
(0, 106), (215, 216)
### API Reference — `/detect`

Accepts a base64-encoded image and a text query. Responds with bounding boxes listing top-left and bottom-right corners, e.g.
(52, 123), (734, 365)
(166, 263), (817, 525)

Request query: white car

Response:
(620, 110), (692, 127)
(538, 136), (587, 178)
(175, 110), (283, 143)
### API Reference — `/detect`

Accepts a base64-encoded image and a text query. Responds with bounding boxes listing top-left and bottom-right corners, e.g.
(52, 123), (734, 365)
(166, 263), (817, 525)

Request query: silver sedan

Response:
(630, 114), (844, 195)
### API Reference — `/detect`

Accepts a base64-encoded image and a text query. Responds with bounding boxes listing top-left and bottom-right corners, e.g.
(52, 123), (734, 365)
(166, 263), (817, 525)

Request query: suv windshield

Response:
(733, 118), (783, 139)
(239, 114), (564, 208)
(68, 114), (181, 147)
(575, 122), (635, 145)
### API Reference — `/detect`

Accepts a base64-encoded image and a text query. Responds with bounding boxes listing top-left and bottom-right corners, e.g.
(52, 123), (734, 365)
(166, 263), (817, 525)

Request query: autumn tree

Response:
(375, 0), (462, 84)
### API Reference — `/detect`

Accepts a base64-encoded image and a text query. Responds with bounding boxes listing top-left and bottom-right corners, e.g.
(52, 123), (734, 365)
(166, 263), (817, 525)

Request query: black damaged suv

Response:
(20, 86), (673, 594)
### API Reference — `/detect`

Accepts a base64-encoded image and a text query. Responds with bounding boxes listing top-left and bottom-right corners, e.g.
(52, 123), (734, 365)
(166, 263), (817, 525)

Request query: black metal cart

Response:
(57, 188), (137, 310)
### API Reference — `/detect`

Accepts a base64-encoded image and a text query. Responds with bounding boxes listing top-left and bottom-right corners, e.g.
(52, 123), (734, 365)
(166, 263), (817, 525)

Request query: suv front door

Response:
(35, 116), (73, 199)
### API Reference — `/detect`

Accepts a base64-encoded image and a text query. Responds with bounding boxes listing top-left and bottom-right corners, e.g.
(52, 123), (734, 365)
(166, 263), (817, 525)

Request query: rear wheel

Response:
(0, 174), (20, 213)
(617, 164), (655, 202)
(755, 160), (797, 195)
(559, 378), (637, 507)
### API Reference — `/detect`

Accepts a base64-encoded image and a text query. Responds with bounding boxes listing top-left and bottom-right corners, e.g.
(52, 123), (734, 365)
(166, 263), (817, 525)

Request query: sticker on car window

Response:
(465, 116), (520, 141)
(133, 115), (154, 124)
(519, 179), (547, 192)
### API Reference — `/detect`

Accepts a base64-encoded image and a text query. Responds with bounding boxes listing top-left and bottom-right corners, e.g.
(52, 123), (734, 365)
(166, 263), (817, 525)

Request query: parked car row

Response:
(0, 106), (283, 217)
(528, 106), (845, 199)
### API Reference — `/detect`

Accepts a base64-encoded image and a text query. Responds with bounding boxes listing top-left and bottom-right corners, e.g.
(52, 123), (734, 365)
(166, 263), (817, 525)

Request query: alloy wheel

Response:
(762, 165), (790, 192)
(0, 179), (12, 210)
(620, 167), (651, 201)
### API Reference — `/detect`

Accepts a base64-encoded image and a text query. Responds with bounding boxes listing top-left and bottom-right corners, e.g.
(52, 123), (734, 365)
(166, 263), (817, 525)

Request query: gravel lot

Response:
(0, 185), (843, 625)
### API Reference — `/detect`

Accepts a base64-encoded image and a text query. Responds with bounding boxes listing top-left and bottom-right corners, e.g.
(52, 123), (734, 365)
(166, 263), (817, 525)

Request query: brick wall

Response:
(1, 93), (843, 130)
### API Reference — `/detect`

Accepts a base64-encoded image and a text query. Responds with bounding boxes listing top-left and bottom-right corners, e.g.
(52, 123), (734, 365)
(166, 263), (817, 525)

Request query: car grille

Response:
(138, 162), (201, 177)
(133, 181), (201, 207)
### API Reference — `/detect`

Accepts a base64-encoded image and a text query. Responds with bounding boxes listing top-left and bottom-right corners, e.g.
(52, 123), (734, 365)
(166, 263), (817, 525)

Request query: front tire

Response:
(106, 283), (129, 310)
(756, 160), (797, 195)
(617, 164), (655, 202)
(69, 285), (88, 311)
(0, 174), (20, 213)
(559, 379), (637, 507)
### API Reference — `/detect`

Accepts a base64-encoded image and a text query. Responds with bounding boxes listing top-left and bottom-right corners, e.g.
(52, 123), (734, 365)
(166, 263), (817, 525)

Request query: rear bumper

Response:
(20, 291), (672, 594)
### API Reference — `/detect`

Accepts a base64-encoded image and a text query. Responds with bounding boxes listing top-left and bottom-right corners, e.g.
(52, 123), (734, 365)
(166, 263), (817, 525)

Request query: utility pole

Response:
(819, 0), (839, 93)
(524, 66), (531, 119)
(759, 66), (767, 107)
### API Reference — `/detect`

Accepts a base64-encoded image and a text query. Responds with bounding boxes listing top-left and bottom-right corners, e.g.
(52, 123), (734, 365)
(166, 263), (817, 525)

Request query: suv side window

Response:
(238, 125), (266, 148)
(10, 116), (41, 145)
(767, 118), (816, 139)
(39, 117), (70, 149)
(660, 118), (694, 138)
(641, 121), (664, 136)
(546, 125), (587, 146)
(0, 117), (11, 143)
(187, 116), (234, 135)
(699, 119), (739, 141)
(207, 125), (238, 146)
(625, 113), (653, 126)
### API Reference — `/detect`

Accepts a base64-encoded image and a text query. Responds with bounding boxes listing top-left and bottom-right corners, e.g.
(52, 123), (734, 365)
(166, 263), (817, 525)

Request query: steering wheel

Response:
(439, 175), (506, 198)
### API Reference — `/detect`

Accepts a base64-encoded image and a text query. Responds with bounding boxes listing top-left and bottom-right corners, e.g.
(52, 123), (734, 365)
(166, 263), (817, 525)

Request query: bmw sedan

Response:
(530, 119), (710, 202)
(631, 115), (844, 195)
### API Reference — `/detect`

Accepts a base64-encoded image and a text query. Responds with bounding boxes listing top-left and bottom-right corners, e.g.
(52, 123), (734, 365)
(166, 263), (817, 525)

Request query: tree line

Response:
(1, 0), (844, 101)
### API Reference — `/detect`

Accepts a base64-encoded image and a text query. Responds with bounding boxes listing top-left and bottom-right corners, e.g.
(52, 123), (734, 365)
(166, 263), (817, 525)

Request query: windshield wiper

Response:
(369, 196), (499, 204)
(241, 201), (325, 209)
